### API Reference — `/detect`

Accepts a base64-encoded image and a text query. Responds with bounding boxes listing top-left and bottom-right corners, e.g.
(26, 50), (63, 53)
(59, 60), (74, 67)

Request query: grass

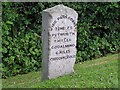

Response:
(2, 54), (118, 88)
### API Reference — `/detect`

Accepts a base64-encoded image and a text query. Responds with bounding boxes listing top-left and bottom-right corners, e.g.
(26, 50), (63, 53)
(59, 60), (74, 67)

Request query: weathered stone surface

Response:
(42, 4), (78, 80)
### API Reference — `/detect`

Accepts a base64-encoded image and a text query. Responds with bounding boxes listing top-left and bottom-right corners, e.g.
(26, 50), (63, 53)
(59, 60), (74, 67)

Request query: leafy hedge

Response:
(2, 2), (120, 78)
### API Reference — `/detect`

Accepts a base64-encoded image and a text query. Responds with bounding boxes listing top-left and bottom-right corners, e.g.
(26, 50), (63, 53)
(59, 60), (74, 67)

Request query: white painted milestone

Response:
(42, 4), (78, 80)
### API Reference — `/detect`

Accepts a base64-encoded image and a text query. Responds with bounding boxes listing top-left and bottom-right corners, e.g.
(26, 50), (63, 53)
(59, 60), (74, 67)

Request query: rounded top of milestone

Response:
(43, 4), (78, 16)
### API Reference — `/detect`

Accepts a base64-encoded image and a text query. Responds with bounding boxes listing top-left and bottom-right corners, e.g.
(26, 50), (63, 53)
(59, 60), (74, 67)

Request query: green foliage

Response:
(2, 2), (120, 77)
(2, 2), (42, 77)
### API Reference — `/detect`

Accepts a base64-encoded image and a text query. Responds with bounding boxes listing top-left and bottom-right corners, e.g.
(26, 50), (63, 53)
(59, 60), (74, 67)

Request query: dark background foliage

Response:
(2, 2), (120, 78)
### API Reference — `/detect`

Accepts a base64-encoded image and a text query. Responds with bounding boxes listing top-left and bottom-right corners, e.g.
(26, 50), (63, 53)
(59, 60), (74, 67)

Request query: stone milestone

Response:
(42, 4), (78, 80)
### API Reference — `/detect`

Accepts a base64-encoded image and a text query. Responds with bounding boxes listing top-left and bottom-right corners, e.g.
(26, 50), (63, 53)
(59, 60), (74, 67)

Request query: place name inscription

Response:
(52, 15), (76, 27)
(50, 32), (75, 38)
(49, 15), (76, 61)
(50, 55), (76, 61)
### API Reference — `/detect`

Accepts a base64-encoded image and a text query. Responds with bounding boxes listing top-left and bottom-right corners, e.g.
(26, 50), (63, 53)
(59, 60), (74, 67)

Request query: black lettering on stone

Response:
(51, 15), (76, 28)
(52, 20), (57, 27)
(55, 49), (70, 55)
(70, 32), (75, 35)
(53, 38), (71, 43)
(50, 55), (76, 61)
(51, 44), (75, 49)
(67, 16), (76, 27)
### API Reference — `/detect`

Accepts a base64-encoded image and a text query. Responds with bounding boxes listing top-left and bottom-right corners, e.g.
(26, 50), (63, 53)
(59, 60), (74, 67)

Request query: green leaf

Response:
(2, 48), (7, 53)
(6, 21), (13, 25)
